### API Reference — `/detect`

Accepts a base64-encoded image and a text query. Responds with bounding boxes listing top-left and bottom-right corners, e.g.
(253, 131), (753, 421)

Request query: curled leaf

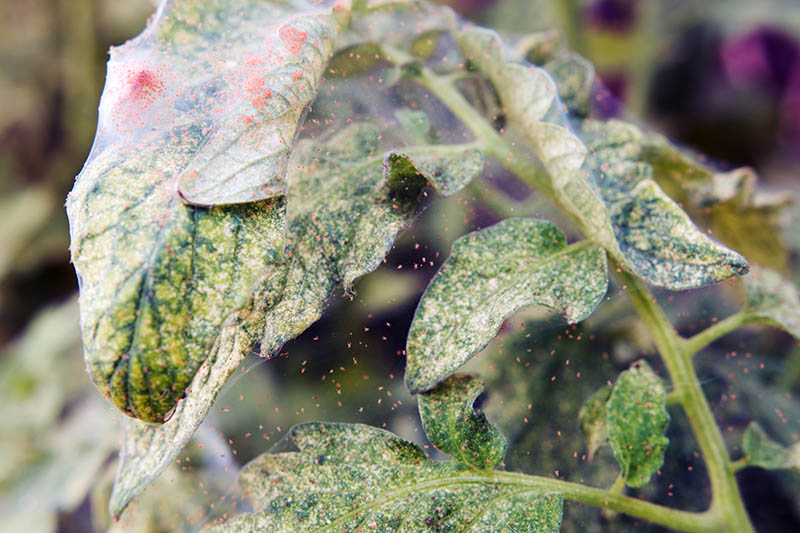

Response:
(405, 218), (608, 393)
(204, 423), (563, 532)
(418, 374), (506, 468)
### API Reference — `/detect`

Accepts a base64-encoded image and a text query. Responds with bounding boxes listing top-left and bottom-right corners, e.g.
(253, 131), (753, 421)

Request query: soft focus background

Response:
(1, 0), (799, 531)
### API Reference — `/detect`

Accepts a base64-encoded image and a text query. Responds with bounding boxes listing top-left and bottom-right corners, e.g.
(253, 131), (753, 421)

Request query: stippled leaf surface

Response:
(109, 122), (483, 517)
(580, 120), (749, 289)
(578, 385), (612, 460)
(741, 422), (800, 472)
(418, 374), (506, 468)
(643, 133), (793, 271)
(606, 360), (670, 488)
(743, 267), (800, 339)
(67, 0), (345, 423)
(457, 28), (749, 290)
(405, 218), (608, 393)
(204, 423), (563, 532)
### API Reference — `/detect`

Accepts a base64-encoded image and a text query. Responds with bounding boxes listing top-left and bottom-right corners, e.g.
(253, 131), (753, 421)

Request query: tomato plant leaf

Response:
(741, 422), (800, 472)
(405, 218), (608, 393)
(108, 122), (484, 517)
(112, 0), (342, 206)
(418, 374), (506, 468)
(578, 385), (613, 460)
(641, 132), (793, 271)
(67, 0), (350, 424)
(204, 423), (563, 532)
(457, 28), (749, 290)
(606, 360), (670, 488)
(743, 267), (800, 339)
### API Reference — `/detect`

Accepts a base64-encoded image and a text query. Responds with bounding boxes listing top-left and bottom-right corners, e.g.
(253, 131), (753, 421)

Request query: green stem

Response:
(614, 264), (754, 532)
(398, 53), (754, 532)
(683, 311), (750, 357)
(484, 471), (716, 533)
(607, 473), (626, 496)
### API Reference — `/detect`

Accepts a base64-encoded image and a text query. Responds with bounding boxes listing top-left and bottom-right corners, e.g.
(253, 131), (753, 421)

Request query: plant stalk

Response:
(409, 60), (755, 533)
(613, 264), (754, 532)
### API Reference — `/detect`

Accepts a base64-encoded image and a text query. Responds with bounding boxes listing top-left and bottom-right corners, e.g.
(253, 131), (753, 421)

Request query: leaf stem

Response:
(607, 473), (626, 496)
(482, 471), (716, 533)
(613, 262), (754, 532)
(400, 52), (755, 533)
(682, 311), (750, 357)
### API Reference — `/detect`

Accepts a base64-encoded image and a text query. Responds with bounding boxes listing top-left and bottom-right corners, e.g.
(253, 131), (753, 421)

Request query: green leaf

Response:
(742, 422), (800, 472)
(606, 360), (670, 488)
(544, 53), (594, 117)
(405, 218), (608, 393)
(109, 123), (483, 517)
(642, 133), (793, 271)
(418, 374), (506, 468)
(67, 0), (349, 423)
(580, 120), (750, 289)
(578, 385), (613, 460)
(395, 108), (432, 143)
(456, 28), (749, 290)
(743, 267), (800, 339)
(204, 423), (563, 532)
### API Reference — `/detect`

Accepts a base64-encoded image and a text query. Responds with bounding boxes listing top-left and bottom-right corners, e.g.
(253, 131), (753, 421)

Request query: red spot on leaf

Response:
(279, 26), (307, 55)
(125, 68), (164, 106)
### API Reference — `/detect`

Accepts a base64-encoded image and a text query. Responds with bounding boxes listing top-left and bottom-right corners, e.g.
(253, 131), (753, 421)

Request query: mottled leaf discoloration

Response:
(108, 122), (483, 516)
(418, 374), (506, 468)
(406, 218), (608, 393)
(606, 360), (670, 488)
(457, 29), (749, 290)
(68, 0), (345, 423)
(204, 423), (563, 532)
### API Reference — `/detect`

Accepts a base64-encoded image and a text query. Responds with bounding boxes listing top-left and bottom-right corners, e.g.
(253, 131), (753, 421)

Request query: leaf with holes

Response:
(405, 218), (607, 393)
(418, 374), (506, 468)
(203, 423), (563, 532)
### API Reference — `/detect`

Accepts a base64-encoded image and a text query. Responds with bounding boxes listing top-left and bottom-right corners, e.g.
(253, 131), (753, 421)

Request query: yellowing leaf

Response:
(108, 122), (484, 516)
(457, 29), (749, 290)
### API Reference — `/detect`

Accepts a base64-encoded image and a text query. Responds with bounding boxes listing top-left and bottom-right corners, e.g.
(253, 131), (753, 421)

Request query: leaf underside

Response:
(405, 217), (608, 393)
(204, 423), (563, 532)
(418, 374), (507, 468)
(68, 0), (342, 423)
(109, 122), (483, 517)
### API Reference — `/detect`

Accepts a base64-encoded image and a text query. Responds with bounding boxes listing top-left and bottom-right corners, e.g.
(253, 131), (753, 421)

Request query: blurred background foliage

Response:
(1, 0), (799, 531)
